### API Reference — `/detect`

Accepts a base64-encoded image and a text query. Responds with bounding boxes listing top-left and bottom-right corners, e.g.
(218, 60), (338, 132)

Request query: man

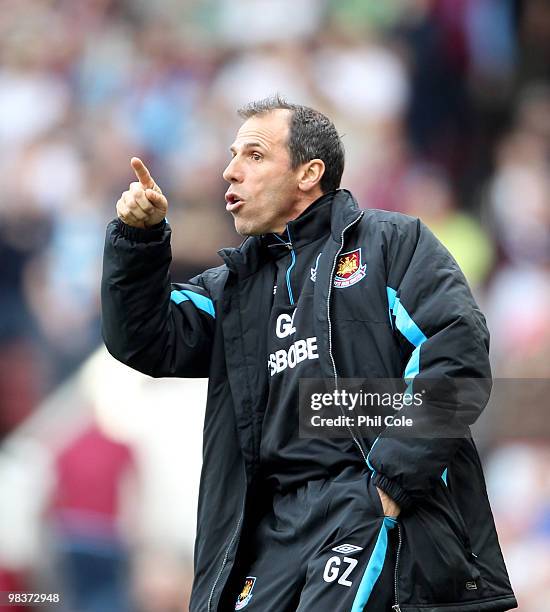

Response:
(102, 97), (517, 611)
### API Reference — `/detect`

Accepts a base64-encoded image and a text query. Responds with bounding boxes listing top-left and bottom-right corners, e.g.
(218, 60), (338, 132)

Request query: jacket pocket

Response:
(397, 484), (483, 607)
(439, 479), (475, 552)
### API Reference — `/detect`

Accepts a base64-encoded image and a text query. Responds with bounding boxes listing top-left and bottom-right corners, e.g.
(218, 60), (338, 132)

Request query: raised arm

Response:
(101, 159), (215, 378)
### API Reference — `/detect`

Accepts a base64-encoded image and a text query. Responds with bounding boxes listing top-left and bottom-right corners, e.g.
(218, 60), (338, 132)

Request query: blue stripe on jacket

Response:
(170, 289), (215, 318)
(350, 517), (397, 611)
(386, 286), (427, 379)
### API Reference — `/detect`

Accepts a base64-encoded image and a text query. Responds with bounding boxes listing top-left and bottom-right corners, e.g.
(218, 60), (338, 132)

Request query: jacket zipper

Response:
(392, 522), (403, 611)
(271, 230), (296, 306)
(207, 489), (246, 612)
(326, 211), (368, 464)
(286, 246), (296, 306)
(285, 226), (296, 306)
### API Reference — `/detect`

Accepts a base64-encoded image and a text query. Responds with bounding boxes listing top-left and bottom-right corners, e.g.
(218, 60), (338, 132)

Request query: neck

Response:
(272, 189), (324, 233)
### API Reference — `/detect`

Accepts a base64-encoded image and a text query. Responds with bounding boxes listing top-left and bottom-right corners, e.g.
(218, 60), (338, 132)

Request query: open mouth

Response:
(225, 193), (245, 212)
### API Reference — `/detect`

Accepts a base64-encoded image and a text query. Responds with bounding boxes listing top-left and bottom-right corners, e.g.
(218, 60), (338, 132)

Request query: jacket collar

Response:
(328, 189), (363, 241)
(261, 191), (333, 258)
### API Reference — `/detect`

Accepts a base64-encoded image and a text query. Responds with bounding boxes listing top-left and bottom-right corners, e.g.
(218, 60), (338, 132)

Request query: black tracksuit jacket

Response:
(101, 189), (517, 612)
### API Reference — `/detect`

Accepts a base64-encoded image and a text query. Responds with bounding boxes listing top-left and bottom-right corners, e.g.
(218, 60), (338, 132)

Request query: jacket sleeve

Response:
(101, 218), (215, 378)
(367, 218), (491, 509)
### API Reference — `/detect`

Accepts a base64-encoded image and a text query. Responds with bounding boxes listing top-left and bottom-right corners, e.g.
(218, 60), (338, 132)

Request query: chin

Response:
(234, 219), (263, 237)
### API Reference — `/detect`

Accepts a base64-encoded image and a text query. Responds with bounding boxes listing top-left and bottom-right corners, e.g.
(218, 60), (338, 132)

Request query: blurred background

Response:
(1, 0), (549, 610)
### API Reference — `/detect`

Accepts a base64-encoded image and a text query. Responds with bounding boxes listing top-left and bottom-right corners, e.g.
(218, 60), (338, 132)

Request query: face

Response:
(223, 109), (303, 235)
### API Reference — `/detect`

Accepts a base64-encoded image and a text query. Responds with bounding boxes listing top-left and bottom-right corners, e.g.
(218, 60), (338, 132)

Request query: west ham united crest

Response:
(333, 248), (367, 288)
(235, 576), (256, 610)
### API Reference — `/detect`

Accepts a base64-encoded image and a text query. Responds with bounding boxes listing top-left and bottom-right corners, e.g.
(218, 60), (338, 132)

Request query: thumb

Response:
(146, 189), (167, 209)
(131, 157), (156, 190)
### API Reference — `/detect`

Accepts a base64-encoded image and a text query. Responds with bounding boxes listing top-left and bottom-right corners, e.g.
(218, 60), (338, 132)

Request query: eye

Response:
(250, 152), (263, 162)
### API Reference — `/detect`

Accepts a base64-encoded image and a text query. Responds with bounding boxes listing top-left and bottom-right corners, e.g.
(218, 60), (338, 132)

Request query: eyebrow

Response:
(229, 141), (266, 154)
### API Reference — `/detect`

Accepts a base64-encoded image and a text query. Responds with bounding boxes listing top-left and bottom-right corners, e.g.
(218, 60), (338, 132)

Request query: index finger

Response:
(131, 157), (155, 189)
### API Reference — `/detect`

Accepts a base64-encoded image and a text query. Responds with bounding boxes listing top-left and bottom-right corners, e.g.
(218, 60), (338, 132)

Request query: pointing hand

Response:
(116, 158), (168, 228)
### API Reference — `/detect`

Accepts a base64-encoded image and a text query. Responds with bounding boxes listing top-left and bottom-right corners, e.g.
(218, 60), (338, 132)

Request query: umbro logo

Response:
(310, 252), (322, 283)
(332, 544), (363, 555)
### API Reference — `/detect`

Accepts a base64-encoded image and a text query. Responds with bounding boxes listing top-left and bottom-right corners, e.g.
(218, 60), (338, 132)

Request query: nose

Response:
(223, 156), (243, 183)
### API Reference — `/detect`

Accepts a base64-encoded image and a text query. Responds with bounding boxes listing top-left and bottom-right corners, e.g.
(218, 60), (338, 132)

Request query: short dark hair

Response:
(237, 94), (345, 194)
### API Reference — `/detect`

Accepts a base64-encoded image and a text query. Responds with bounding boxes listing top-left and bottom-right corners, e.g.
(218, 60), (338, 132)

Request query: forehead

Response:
(231, 109), (291, 151)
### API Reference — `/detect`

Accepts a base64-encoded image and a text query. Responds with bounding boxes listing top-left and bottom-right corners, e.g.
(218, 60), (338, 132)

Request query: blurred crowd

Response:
(1, 0), (550, 609)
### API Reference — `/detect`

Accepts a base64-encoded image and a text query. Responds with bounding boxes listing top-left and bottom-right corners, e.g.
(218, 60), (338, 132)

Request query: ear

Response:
(297, 159), (325, 193)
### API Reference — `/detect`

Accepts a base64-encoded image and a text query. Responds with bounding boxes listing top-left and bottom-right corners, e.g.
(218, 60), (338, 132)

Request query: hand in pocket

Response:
(376, 486), (401, 518)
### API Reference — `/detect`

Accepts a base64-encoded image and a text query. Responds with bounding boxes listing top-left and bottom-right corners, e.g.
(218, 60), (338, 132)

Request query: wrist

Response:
(116, 218), (167, 242)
